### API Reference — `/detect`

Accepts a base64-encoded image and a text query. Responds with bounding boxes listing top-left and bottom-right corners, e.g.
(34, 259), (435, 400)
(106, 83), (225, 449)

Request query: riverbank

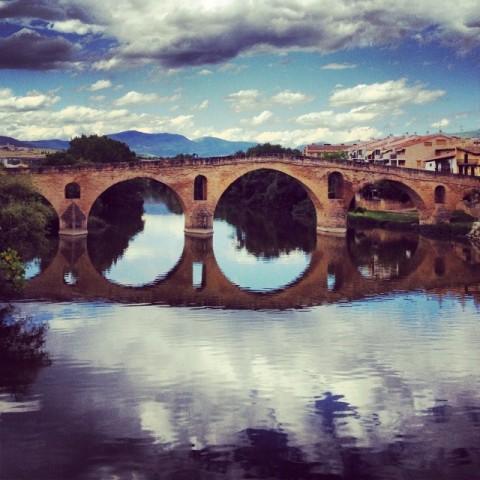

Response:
(348, 209), (474, 238)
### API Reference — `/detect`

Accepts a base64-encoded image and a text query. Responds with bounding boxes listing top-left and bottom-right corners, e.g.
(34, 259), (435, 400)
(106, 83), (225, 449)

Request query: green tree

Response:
(246, 143), (301, 156)
(43, 134), (137, 166)
(0, 174), (57, 291)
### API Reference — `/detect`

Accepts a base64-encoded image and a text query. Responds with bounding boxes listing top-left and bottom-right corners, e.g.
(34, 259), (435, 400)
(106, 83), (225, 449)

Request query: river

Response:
(1, 196), (480, 480)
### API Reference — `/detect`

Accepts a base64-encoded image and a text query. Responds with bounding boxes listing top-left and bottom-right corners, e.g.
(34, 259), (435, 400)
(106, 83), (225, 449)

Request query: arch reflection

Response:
(21, 230), (480, 310)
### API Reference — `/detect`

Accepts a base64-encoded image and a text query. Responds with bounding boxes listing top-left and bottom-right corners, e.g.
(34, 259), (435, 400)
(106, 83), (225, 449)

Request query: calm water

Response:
(1, 198), (480, 480)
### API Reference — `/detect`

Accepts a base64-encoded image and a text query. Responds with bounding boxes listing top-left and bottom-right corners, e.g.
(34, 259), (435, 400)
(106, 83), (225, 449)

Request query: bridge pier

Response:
(419, 205), (453, 226)
(59, 201), (89, 236)
(316, 200), (348, 236)
(184, 203), (214, 237)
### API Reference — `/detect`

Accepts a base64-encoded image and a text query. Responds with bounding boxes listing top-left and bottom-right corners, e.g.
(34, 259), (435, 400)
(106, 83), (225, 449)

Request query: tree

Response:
(0, 173), (57, 266)
(246, 143), (301, 156)
(43, 134), (137, 166)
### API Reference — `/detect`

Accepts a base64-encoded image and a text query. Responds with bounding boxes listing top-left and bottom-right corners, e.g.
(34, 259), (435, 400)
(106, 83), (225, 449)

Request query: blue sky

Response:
(0, 0), (479, 146)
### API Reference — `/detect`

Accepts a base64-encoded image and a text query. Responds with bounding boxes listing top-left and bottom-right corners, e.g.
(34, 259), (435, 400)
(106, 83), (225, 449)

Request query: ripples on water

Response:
(1, 201), (480, 479)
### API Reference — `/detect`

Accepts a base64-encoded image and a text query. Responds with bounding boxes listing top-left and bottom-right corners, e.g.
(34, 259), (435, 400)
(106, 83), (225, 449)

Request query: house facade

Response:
(456, 145), (480, 176)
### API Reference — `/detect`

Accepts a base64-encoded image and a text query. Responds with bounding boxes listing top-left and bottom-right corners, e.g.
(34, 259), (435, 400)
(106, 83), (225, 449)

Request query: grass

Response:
(348, 208), (474, 237)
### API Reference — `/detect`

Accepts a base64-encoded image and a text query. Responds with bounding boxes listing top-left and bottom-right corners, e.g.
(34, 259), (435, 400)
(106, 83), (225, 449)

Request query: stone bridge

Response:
(21, 232), (480, 309)
(10, 155), (480, 236)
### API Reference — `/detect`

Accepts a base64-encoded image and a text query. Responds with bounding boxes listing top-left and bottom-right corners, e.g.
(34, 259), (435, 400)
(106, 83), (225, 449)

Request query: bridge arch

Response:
(87, 175), (187, 225)
(351, 177), (427, 218)
(212, 165), (322, 225)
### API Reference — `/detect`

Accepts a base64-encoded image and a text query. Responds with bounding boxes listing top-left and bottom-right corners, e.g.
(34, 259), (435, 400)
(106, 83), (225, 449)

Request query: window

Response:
(65, 182), (80, 199)
(194, 175), (207, 200)
(328, 172), (343, 199)
(434, 185), (446, 204)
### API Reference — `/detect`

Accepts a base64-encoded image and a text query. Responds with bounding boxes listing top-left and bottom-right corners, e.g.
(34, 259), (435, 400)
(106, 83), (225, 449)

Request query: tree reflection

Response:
(0, 305), (51, 399)
(347, 228), (419, 280)
(215, 204), (316, 258)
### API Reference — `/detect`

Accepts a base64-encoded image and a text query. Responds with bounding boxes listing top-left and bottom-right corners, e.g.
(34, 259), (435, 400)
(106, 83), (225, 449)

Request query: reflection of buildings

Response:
(22, 231), (480, 309)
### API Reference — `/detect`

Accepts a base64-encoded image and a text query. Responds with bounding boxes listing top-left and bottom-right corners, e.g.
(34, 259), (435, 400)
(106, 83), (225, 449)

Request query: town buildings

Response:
(303, 133), (480, 176)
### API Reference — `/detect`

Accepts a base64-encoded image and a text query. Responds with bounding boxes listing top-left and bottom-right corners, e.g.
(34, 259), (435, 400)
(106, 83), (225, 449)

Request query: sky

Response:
(0, 0), (479, 147)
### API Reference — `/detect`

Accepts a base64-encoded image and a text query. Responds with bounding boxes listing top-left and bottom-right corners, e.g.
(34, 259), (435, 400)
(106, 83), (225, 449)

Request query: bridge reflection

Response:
(23, 232), (480, 309)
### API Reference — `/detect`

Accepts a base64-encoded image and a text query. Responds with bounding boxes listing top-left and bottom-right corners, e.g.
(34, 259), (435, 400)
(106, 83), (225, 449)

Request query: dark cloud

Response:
(0, 0), (93, 22)
(0, 30), (76, 70)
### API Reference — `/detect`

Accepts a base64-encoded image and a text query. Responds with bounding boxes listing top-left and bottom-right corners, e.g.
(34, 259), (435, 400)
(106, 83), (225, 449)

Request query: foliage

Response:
(323, 151), (348, 160)
(0, 174), (57, 260)
(463, 189), (480, 207)
(0, 305), (51, 397)
(0, 305), (49, 364)
(245, 143), (301, 157)
(0, 248), (25, 292)
(360, 180), (410, 202)
(219, 169), (314, 216)
(43, 134), (137, 166)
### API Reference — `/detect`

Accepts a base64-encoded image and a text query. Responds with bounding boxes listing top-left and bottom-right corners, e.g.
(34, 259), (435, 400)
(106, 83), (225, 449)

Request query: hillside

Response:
(0, 131), (257, 158)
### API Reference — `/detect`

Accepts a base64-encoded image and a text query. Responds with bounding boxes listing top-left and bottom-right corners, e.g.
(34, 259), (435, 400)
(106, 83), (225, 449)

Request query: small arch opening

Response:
(65, 182), (81, 199)
(328, 172), (343, 199)
(434, 185), (446, 204)
(194, 175), (207, 201)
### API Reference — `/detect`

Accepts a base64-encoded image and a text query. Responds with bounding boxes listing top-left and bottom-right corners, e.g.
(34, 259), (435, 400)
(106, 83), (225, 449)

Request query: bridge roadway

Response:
(22, 232), (480, 310)
(12, 154), (480, 236)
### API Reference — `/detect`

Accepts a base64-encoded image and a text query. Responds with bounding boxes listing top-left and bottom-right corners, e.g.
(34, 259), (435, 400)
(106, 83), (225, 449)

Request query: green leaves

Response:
(43, 134), (137, 165)
(0, 248), (25, 292)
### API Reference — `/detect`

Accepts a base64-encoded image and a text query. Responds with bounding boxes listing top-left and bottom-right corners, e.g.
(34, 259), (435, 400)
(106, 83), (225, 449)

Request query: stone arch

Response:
(434, 185), (446, 204)
(194, 175), (207, 200)
(328, 171), (344, 199)
(87, 175), (187, 224)
(351, 177), (427, 216)
(86, 174), (186, 230)
(65, 182), (81, 199)
(213, 166), (323, 223)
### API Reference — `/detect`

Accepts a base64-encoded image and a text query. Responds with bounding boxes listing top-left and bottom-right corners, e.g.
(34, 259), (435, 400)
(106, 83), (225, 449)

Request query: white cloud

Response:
(322, 63), (357, 70)
(431, 118), (450, 129)
(271, 90), (314, 107)
(248, 110), (274, 126)
(226, 89), (313, 112)
(87, 79), (112, 91)
(114, 91), (180, 106)
(0, 88), (60, 112)
(48, 19), (104, 36)
(199, 69), (213, 75)
(225, 89), (261, 112)
(329, 79), (446, 108)
(191, 100), (209, 111)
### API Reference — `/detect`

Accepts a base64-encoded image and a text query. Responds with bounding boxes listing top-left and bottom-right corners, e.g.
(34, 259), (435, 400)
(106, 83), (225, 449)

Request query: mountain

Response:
(451, 129), (480, 138)
(108, 131), (257, 157)
(0, 135), (31, 148)
(192, 136), (257, 156)
(27, 139), (69, 150)
(1, 130), (258, 157)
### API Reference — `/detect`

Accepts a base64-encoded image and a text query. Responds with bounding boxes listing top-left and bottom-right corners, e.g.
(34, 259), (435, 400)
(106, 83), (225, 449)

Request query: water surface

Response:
(1, 198), (480, 480)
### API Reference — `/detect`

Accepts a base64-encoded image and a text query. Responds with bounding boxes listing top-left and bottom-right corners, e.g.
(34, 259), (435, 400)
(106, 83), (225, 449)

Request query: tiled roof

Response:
(423, 154), (456, 163)
(458, 145), (480, 155)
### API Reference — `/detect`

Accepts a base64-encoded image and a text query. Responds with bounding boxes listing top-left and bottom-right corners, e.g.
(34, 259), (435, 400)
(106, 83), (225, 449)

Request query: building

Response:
(456, 144), (480, 176)
(303, 144), (348, 159)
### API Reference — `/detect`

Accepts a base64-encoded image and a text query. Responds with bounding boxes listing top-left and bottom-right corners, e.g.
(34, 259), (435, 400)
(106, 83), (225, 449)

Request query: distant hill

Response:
(451, 129), (480, 138)
(108, 131), (256, 157)
(27, 139), (69, 150)
(0, 130), (257, 157)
